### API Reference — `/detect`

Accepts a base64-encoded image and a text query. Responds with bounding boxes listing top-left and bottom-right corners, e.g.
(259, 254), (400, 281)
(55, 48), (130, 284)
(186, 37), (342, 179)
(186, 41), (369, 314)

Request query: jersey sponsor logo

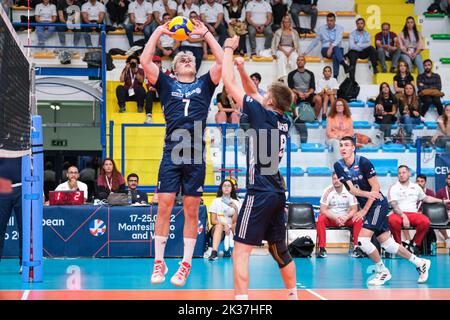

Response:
(185, 87), (202, 98)
(89, 219), (106, 237)
(277, 121), (288, 132)
(354, 166), (359, 170)
(171, 91), (183, 98)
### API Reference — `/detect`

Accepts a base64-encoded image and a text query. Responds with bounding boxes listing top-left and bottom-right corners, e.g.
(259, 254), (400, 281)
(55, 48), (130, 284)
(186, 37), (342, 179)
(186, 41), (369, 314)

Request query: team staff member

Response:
(55, 165), (88, 201)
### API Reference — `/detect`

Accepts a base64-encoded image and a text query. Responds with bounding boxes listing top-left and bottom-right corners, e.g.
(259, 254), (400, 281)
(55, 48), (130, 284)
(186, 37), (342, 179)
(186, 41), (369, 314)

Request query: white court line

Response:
(306, 289), (327, 300)
(21, 290), (30, 300)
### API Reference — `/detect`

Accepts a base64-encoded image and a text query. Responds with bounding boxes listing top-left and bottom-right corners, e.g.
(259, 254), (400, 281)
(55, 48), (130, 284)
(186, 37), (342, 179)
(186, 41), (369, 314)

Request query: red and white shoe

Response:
(170, 261), (191, 287)
(151, 260), (168, 284)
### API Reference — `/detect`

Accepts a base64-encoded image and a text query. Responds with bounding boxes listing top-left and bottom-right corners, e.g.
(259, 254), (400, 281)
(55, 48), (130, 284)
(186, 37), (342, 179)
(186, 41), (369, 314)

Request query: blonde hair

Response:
(172, 51), (196, 73)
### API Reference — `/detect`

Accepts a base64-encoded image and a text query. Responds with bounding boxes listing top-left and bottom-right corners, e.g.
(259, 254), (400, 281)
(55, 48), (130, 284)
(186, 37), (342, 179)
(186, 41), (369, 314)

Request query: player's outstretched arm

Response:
(222, 36), (245, 108)
(234, 57), (264, 105)
(190, 19), (223, 85)
(141, 22), (174, 85)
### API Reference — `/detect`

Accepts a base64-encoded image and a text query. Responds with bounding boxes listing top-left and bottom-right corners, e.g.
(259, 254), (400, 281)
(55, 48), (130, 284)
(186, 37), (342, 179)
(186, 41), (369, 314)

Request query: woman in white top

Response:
(208, 179), (241, 261)
(177, 0), (200, 17)
(315, 66), (339, 121)
(224, 0), (247, 56)
(271, 15), (300, 80)
(398, 16), (424, 74)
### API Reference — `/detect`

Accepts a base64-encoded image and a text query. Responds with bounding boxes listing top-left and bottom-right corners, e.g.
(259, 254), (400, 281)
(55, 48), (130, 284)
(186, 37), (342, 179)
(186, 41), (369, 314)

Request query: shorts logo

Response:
(245, 96), (253, 103)
(89, 219), (106, 237)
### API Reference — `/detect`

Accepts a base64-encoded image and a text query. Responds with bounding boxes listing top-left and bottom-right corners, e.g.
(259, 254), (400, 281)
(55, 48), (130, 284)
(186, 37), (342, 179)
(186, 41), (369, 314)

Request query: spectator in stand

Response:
(116, 54), (146, 113)
(375, 22), (401, 73)
(433, 104), (450, 148)
(126, 173), (148, 204)
(125, 0), (153, 47)
(417, 59), (444, 117)
(106, 0), (129, 28)
(56, 0), (81, 47)
(393, 60), (415, 99)
(250, 72), (266, 95)
(317, 172), (363, 258)
(97, 158), (126, 200)
(315, 66), (338, 120)
(271, 15), (300, 79)
(246, 0), (273, 57)
(79, 160), (96, 200)
(302, 13), (351, 79)
(208, 179), (240, 261)
(224, 0), (247, 56)
(177, 0), (200, 17)
(416, 174), (436, 213)
(399, 83), (421, 138)
(398, 16), (424, 74)
(326, 98), (354, 165)
(81, 0), (105, 47)
(200, 0), (227, 47)
(55, 165), (88, 201)
(347, 18), (378, 80)
(35, 0), (57, 47)
(374, 82), (398, 144)
(270, 0), (287, 32)
(215, 86), (240, 124)
(436, 173), (450, 248)
(289, 0), (318, 34)
(179, 11), (207, 71)
(156, 13), (180, 58)
(152, 0), (177, 30)
(287, 55), (321, 118)
(388, 165), (449, 254)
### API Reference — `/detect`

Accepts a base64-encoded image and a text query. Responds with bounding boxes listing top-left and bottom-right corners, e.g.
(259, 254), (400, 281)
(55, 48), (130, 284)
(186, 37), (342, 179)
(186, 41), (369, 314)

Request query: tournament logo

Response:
(89, 219), (106, 237)
(197, 220), (204, 235)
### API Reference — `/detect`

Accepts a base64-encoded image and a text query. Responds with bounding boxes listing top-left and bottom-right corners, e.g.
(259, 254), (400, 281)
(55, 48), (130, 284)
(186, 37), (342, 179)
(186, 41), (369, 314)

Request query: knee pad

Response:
(359, 237), (376, 255)
(269, 241), (292, 269)
(381, 237), (399, 254)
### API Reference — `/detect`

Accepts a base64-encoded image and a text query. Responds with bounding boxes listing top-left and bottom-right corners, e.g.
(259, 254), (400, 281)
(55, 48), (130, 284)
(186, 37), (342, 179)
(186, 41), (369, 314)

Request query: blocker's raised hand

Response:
(190, 19), (208, 37)
(224, 36), (239, 51)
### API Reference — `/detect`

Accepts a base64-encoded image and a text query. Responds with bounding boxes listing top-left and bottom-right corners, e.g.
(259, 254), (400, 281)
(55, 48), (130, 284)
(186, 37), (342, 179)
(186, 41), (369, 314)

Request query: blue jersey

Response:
(155, 70), (217, 155)
(334, 155), (384, 207)
(243, 95), (290, 193)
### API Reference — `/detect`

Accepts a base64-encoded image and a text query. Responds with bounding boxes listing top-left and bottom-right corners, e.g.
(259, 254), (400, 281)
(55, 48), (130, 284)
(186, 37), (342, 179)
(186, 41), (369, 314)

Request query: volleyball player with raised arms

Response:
(334, 136), (431, 285)
(222, 36), (298, 300)
(140, 20), (223, 287)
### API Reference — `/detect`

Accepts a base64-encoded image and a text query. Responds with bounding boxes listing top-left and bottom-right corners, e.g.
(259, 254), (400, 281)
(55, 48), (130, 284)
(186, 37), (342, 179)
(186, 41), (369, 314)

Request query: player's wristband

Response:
(203, 30), (210, 37)
(224, 46), (234, 50)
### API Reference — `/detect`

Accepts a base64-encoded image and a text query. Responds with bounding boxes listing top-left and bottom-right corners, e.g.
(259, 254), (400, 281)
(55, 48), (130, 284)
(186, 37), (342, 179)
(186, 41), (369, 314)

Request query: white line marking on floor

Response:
(306, 289), (327, 300)
(21, 290), (30, 300)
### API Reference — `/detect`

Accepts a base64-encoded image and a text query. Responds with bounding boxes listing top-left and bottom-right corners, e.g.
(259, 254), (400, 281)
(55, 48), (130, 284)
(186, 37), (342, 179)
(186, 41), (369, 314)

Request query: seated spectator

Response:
(374, 82), (398, 143)
(326, 98), (354, 165)
(347, 18), (378, 80)
(106, 0), (129, 28)
(224, 0), (247, 56)
(375, 22), (401, 73)
(417, 59), (444, 117)
(97, 158), (126, 200)
(398, 16), (424, 74)
(35, 0), (57, 47)
(55, 165), (88, 201)
(152, 0), (177, 31)
(436, 172), (450, 249)
(287, 55), (321, 118)
(289, 0), (317, 34)
(271, 15), (300, 79)
(416, 174), (436, 213)
(317, 172), (362, 258)
(315, 66), (338, 120)
(116, 55), (146, 113)
(433, 104), (450, 148)
(388, 165), (448, 254)
(393, 60), (415, 99)
(81, 0), (106, 47)
(156, 13), (180, 58)
(179, 11), (207, 72)
(177, 0), (200, 17)
(250, 72), (266, 95)
(126, 173), (148, 204)
(270, 0), (287, 32)
(398, 83), (421, 138)
(302, 13), (351, 79)
(125, 0), (153, 48)
(208, 179), (240, 261)
(246, 0), (273, 57)
(56, 0), (81, 47)
(200, 0), (227, 47)
(215, 86), (240, 124)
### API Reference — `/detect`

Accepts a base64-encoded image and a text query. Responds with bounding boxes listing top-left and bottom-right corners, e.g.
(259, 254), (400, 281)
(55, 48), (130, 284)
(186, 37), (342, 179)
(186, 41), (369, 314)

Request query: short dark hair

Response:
(326, 13), (336, 19)
(162, 13), (170, 19)
(398, 165), (410, 171)
(126, 54), (140, 64)
(127, 173), (139, 181)
(340, 136), (355, 146)
(381, 22), (390, 29)
(356, 17), (365, 24)
(447, 172), (450, 179)
(423, 59), (433, 65)
(416, 174), (427, 181)
(250, 72), (262, 82)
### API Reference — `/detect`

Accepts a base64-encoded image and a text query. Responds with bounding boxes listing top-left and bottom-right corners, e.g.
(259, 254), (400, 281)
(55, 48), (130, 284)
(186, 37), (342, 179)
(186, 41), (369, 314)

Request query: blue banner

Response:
(5, 205), (207, 258)
(435, 153), (450, 192)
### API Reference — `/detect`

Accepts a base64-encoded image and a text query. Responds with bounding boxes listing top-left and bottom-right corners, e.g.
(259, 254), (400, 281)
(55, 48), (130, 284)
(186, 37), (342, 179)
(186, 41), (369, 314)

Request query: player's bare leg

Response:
(279, 261), (298, 300)
(233, 241), (253, 300)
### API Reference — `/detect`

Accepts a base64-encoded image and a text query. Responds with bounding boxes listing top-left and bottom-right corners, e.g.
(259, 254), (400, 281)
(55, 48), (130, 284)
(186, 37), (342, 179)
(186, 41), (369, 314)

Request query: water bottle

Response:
(431, 242), (436, 256)
(127, 190), (132, 205)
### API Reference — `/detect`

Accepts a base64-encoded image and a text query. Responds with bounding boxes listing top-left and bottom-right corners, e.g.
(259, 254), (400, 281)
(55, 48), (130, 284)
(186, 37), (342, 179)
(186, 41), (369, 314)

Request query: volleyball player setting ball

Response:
(140, 18), (223, 287)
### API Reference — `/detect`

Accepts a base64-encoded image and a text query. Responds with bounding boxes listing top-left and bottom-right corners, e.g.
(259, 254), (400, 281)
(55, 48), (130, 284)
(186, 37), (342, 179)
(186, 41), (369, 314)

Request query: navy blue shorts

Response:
(157, 154), (206, 196)
(234, 191), (286, 246)
(362, 197), (390, 235)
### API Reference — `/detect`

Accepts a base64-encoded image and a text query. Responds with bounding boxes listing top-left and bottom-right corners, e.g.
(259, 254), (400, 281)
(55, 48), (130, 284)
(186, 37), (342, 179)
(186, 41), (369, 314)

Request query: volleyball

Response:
(168, 16), (193, 41)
